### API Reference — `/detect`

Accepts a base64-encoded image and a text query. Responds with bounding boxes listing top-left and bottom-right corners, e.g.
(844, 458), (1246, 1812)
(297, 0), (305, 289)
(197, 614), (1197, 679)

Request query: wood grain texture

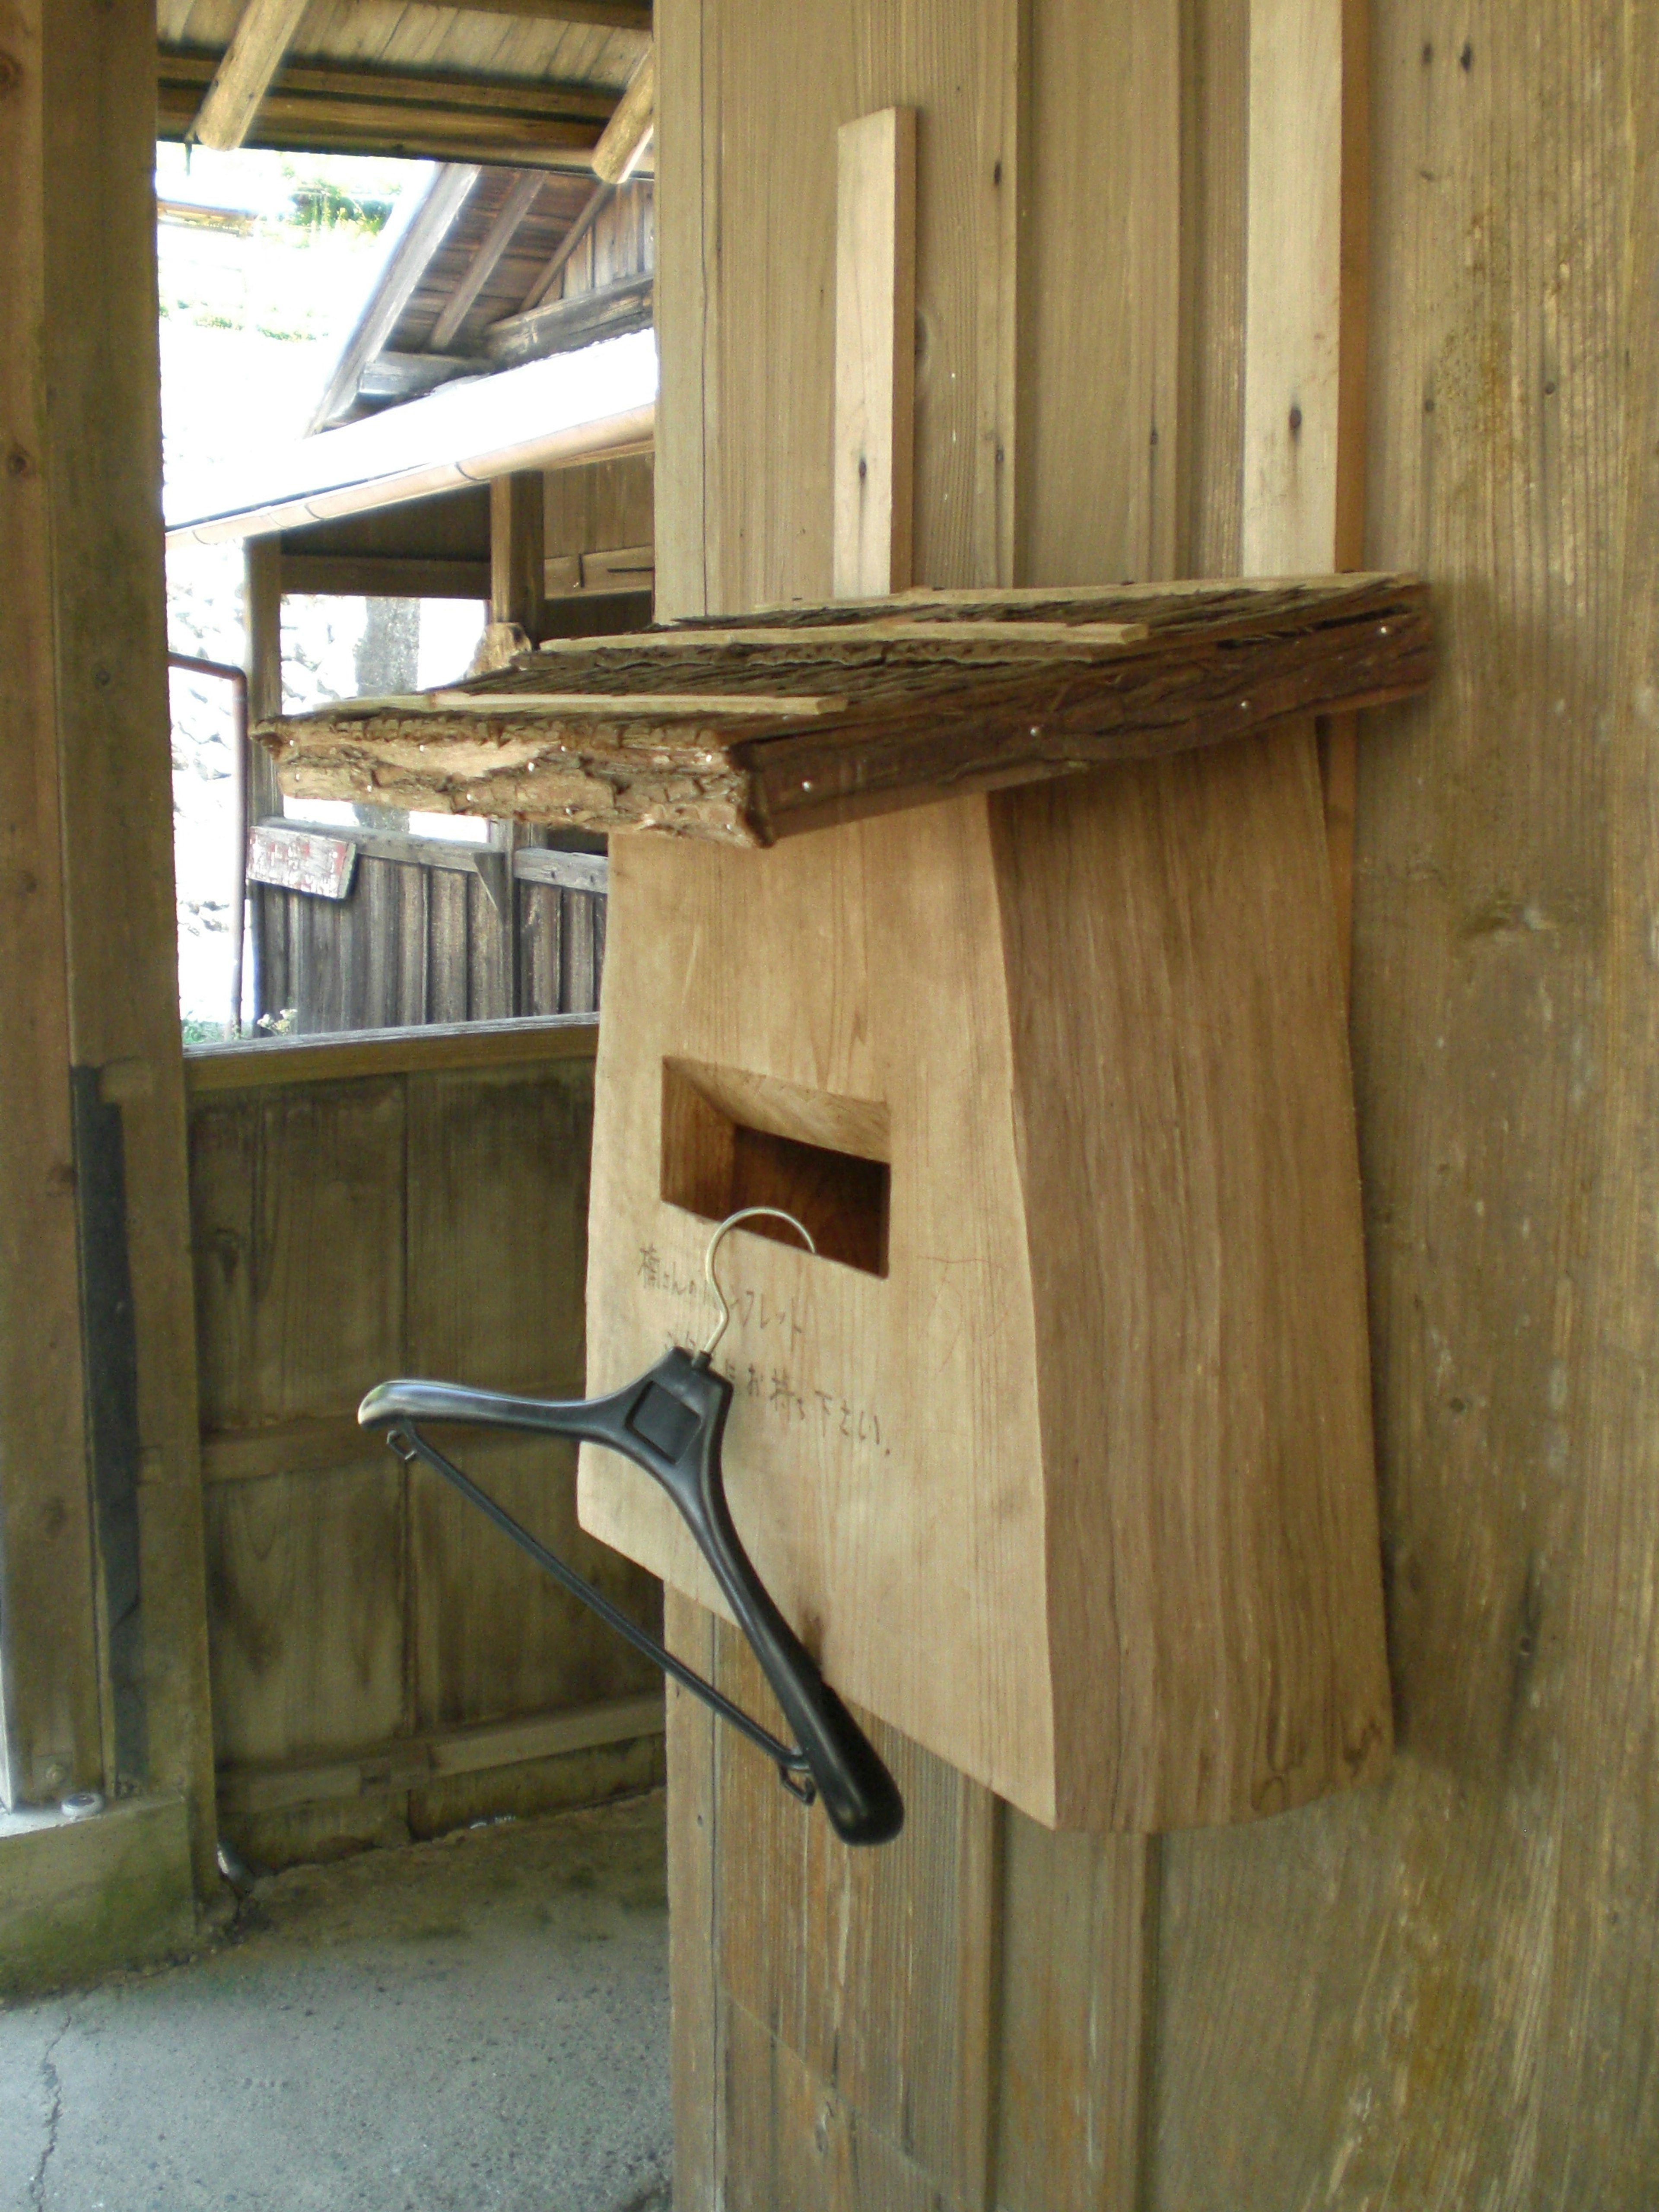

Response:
(1024, 0), (1182, 585)
(1243, 0), (1370, 974)
(1148, 3), (1659, 2201)
(264, 575), (1432, 842)
(0, 0), (101, 1809)
(833, 109), (916, 598)
(585, 751), (1386, 1829)
(189, 1042), (657, 1868)
(189, 0), (311, 150)
(3, 0), (216, 1875)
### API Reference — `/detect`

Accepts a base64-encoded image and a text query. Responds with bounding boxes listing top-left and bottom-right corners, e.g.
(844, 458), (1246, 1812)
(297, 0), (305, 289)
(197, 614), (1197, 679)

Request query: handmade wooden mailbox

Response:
(267, 572), (1427, 1831)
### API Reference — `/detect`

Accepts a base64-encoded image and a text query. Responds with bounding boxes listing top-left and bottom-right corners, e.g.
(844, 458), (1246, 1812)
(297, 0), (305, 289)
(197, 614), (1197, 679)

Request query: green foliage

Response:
(286, 178), (393, 234)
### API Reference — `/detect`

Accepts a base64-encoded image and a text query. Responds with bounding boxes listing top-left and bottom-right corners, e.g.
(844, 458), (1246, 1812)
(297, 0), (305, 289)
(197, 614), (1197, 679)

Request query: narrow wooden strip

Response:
(158, 49), (621, 124)
(532, 619), (1153, 650)
(280, 554), (491, 600)
(216, 1691), (666, 1816)
(426, 690), (847, 716)
(185, 1012), (598, 1095)
(833, 109), (917, 599)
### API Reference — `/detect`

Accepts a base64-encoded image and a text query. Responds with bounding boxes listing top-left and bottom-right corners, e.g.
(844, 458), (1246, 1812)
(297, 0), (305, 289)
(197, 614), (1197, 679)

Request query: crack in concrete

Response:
(28, 2014), (70, 2212)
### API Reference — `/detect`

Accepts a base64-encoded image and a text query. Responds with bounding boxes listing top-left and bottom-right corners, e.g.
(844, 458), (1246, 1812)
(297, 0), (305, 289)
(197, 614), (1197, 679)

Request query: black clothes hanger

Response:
(358, 1208), (904, 1847)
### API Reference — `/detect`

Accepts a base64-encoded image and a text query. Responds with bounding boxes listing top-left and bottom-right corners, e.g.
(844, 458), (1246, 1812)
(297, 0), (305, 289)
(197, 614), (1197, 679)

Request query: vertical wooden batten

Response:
(833, 108), (916, 599)
(1242, 0), (1370, 972)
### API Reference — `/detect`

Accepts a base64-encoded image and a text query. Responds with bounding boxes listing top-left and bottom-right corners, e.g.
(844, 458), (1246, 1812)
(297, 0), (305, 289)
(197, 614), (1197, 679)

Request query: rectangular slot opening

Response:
(661, 1058), (890, 1277)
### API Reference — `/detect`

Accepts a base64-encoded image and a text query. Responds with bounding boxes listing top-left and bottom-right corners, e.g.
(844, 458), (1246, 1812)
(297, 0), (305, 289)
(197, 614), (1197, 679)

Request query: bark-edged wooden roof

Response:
(260, 573), (1434, 845)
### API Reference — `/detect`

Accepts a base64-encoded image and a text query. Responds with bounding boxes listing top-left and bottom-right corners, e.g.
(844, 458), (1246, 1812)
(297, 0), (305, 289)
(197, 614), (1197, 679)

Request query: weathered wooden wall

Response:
(185, 1019), (663, 1867)
(654, 0), (1659, 2203)
(256, 852), (607, 1035)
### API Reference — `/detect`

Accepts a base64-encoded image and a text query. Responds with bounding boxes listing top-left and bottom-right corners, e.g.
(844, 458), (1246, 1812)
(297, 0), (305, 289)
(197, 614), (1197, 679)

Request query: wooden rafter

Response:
(189, 0), (310, 152)
(590, 41), (655, 183)
(157, 51), (621, 172)
(430, 171), (547, 352)
(307, 166), (480, 433)
(261, 574), (1433, 845)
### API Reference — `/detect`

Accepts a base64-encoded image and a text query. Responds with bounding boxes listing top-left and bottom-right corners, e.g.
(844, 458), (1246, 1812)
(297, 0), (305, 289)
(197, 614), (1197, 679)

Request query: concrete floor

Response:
(0, 1791), (671, 2212)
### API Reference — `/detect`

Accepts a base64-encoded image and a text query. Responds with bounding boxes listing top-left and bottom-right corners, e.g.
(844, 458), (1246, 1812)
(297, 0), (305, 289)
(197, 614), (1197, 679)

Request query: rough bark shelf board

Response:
(260, 572), (1432, 844)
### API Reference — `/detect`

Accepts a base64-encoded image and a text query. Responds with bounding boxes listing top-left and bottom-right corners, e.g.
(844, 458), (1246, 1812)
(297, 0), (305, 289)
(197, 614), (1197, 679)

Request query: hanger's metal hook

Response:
(700, 1207), (817, 1361)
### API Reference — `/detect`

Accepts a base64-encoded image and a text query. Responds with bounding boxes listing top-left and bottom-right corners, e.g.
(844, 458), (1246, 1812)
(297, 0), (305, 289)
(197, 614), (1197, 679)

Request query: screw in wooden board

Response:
(1289, 404), (1303, 437)
(0, 52), (20, 98)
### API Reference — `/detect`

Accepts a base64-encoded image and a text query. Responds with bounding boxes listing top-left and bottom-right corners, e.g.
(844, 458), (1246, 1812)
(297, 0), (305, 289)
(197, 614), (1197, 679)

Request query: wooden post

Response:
(0, 0), (215, 1885)
(492, 469), (548, 642)
(0, 0), (101, 1812)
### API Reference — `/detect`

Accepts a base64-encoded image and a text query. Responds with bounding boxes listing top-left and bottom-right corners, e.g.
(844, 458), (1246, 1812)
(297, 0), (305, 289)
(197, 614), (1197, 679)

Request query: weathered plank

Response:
(264, 574), (1432, 842)
(0, 0), (101, 1810)
(1149, 3), (1659, 2202)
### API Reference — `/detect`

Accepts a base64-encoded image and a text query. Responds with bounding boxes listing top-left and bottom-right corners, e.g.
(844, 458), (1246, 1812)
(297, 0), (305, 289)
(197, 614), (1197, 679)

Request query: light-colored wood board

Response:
(1242, 0), (1370, 973)
(190, 0), (312, 149)
(833, 107), (916, 599)
(1023, 0), (1182, 584)
(0, 0), (102, 1809)
(1241, 0), (1366, 575)
(188, 1081), (406, 1431)
(1150, 3), (1656, 2201)
(989, 732), (1390, 1828)
(203, 1464), (408, 1767)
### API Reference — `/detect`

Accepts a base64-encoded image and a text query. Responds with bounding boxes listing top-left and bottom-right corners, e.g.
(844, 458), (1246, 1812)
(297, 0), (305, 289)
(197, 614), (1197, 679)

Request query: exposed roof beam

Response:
(157, 51), (622, 172)
(430, 172), (547, 352)
(307, 165), (481, 433)
(483, 270), (653, 369)
(518, 178), (613, 312)
(439, 0), (650, 22)
(190, 0), (311, 153)
(590, 41), (655, 183)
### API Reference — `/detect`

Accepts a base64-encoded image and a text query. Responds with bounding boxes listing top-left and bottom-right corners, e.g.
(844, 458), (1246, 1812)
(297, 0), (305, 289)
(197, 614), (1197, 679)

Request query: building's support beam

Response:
(0, 0), (215, 1905)
(483, 269), (653, 368)
(357, 351), (478, 403)
(590, 40), (655, 183)
(444, 0), (649, 21)
(188, 0), (311, 153)
(280, 552), (492, 599)
(307, 165), (480, 433)
(156, 51), (619, 174)
(431, 172), (547, 353)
